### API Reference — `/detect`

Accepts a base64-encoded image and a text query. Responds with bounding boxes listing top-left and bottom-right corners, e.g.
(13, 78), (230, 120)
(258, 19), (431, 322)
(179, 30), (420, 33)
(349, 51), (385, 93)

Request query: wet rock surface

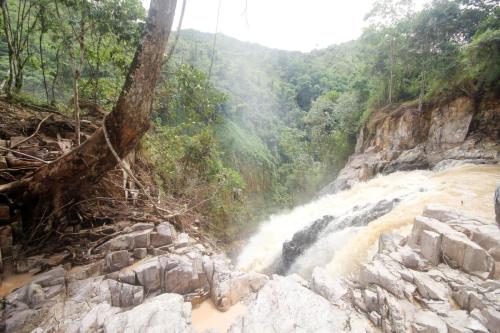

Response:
(3, 205), (500, 333)
(347, 205), (500, 333)
(281, 215), (334, 272)
(281, 198), (399, 273)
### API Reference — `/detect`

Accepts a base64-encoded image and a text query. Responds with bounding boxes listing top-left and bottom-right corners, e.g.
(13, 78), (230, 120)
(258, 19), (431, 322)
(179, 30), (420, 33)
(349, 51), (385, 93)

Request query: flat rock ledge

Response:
(2, 204), (500, 333)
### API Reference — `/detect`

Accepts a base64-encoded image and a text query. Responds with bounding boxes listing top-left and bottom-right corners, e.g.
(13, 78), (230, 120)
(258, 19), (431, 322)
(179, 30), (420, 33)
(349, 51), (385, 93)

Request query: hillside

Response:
(0, 0), (500, 332)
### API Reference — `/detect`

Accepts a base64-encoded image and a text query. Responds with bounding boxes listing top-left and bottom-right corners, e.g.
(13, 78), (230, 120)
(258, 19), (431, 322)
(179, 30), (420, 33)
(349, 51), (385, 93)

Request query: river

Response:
(236, 164), (500, 279)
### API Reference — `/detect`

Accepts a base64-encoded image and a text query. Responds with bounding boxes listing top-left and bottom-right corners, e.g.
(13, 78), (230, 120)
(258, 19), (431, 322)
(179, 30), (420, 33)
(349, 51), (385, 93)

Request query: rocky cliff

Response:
(321, 96), (500, 194)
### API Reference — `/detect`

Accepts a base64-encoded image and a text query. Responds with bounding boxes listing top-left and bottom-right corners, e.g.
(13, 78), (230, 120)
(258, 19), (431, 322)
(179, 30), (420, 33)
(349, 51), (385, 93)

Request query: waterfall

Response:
(236, 164), (500, 278)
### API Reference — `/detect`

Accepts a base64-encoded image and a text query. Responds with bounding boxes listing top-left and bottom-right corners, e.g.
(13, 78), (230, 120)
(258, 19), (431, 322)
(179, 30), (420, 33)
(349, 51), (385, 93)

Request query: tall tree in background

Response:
(0, 0), (38, 95)
(365, 0), (414, 104)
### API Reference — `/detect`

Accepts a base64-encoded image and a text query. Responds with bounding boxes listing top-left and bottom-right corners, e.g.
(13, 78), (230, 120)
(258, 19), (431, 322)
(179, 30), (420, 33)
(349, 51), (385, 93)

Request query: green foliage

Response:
(0, 0), (144, 105)
(461, 8), (500, 93)
(1, 0), (498, 241)
(145, 65), (246, 239)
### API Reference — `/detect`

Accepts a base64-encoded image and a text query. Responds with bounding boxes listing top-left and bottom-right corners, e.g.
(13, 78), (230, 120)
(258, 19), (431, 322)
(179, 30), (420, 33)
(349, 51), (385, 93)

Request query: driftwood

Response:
(10, 114), (52, 148)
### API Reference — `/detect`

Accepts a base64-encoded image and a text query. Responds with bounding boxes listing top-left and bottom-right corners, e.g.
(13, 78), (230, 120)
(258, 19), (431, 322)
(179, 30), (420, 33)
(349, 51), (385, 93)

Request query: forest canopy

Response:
(0, 0), (498, 239)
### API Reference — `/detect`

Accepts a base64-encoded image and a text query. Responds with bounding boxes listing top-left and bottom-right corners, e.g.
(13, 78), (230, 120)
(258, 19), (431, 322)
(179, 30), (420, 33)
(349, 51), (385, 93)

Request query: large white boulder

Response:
(228, 275), (351, 333)
(103, 293), (192, 333)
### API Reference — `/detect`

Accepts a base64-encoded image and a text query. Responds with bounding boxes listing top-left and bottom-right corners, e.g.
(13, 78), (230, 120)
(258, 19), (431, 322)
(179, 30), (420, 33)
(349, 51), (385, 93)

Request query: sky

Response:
(141, 0), (426, 52)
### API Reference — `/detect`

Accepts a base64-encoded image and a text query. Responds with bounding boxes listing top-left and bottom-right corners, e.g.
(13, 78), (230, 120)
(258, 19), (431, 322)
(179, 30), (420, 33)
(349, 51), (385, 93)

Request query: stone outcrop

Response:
(281, 215), (334, 271)
(346, 205), (500, 333)
(228, 275), (367, 333)
(3, 204), (500, 333)
(1, 220), (270, 332)
(102, 293), (192, 333)
(321, 97), (500, 194)
(204, 255), (269, 311)
(233, 204), (500, 333)
(280, 198), (399, 272)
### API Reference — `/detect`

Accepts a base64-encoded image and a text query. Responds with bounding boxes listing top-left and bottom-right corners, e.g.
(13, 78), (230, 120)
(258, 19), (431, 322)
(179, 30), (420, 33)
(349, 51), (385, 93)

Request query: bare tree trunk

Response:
(73, 9), (85, 145)
(0, 0), (15, 95)
(4, 0), (178, 231)
(418, 69), (425, 112)
(73, 68), (81, 145)
(206, 0), (222, 86)
(164, 0), (187, 65)
(39, 7), (49, 103)
(50, 47), (61, 105)
(388, 37), (393, 104)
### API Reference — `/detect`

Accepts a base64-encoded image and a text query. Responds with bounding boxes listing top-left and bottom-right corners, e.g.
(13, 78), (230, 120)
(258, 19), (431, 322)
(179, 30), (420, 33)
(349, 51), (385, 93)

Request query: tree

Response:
(0, 0), (39, 95)
(1, 0), (178, 234)
(365, 0), (414, 104)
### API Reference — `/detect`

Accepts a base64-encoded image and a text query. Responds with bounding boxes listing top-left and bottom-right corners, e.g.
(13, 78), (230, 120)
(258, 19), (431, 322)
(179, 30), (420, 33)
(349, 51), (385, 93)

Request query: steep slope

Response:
(321, 96), (500, 194)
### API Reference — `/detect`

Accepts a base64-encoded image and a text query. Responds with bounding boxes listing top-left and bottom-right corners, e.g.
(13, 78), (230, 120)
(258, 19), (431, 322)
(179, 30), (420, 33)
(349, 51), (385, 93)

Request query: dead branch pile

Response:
(0, 98), (211, 272)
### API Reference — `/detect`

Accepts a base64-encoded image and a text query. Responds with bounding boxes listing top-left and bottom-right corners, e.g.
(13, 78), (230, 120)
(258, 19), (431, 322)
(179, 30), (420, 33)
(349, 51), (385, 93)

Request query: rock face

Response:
(281, 198), (399, 272)
(321, 97), (500, 194)
(228, 275), (361, 333)
(204, 255), (269, 311)
(348, 205), (499, 333)
(103, 294), (192, 333)
(281, 215), (334, 271)
(1, 220), (271, 333)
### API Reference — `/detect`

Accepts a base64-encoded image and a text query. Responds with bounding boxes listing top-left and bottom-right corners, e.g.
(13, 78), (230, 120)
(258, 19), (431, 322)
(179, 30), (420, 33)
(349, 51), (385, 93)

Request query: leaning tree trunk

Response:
(6, 0), (178, 232)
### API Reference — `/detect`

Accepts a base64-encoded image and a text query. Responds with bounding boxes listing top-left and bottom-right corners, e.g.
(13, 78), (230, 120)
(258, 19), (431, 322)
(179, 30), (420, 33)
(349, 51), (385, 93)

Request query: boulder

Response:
(105, 250), (130, 272)
(228, 275), (351, 333)
(441, 232), (494, 279)
(311, 267), (349, 305)
(378, 233), (404, 253)
(281, 215), (334, 272)
(444, 310), (488, 333)
(382, 145), (429, 174)
(370, 311), (382, 327)
(396, 245), (428, 270)
(412, 310), (448, 333)
(133, 248), (147, 259)
(420, 230), (442, 265)
(103, 293), (192, 333)
(469, 224), (500, 260)
(151, 223), (175, 247)
(480, 307), (500, 333)
(108, 279), (144, 307)
(118, 269), (136, 285)
(164, 258), (195, 294)
(133, 259), (161, 291)
(423, 205), (461, 223)
(175, 232), (189, 248)
(67, 260), (104, 281)
(32, 266), (66, 287)
(359, 258), (404, 298)
(211, 270), (268, 311)
(77, 303), (121, 333)
(128, 229), (150, 249)
(108, 234), (134, 251)
(409, 215), (460, 248)
(412, 271), (450, 301)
